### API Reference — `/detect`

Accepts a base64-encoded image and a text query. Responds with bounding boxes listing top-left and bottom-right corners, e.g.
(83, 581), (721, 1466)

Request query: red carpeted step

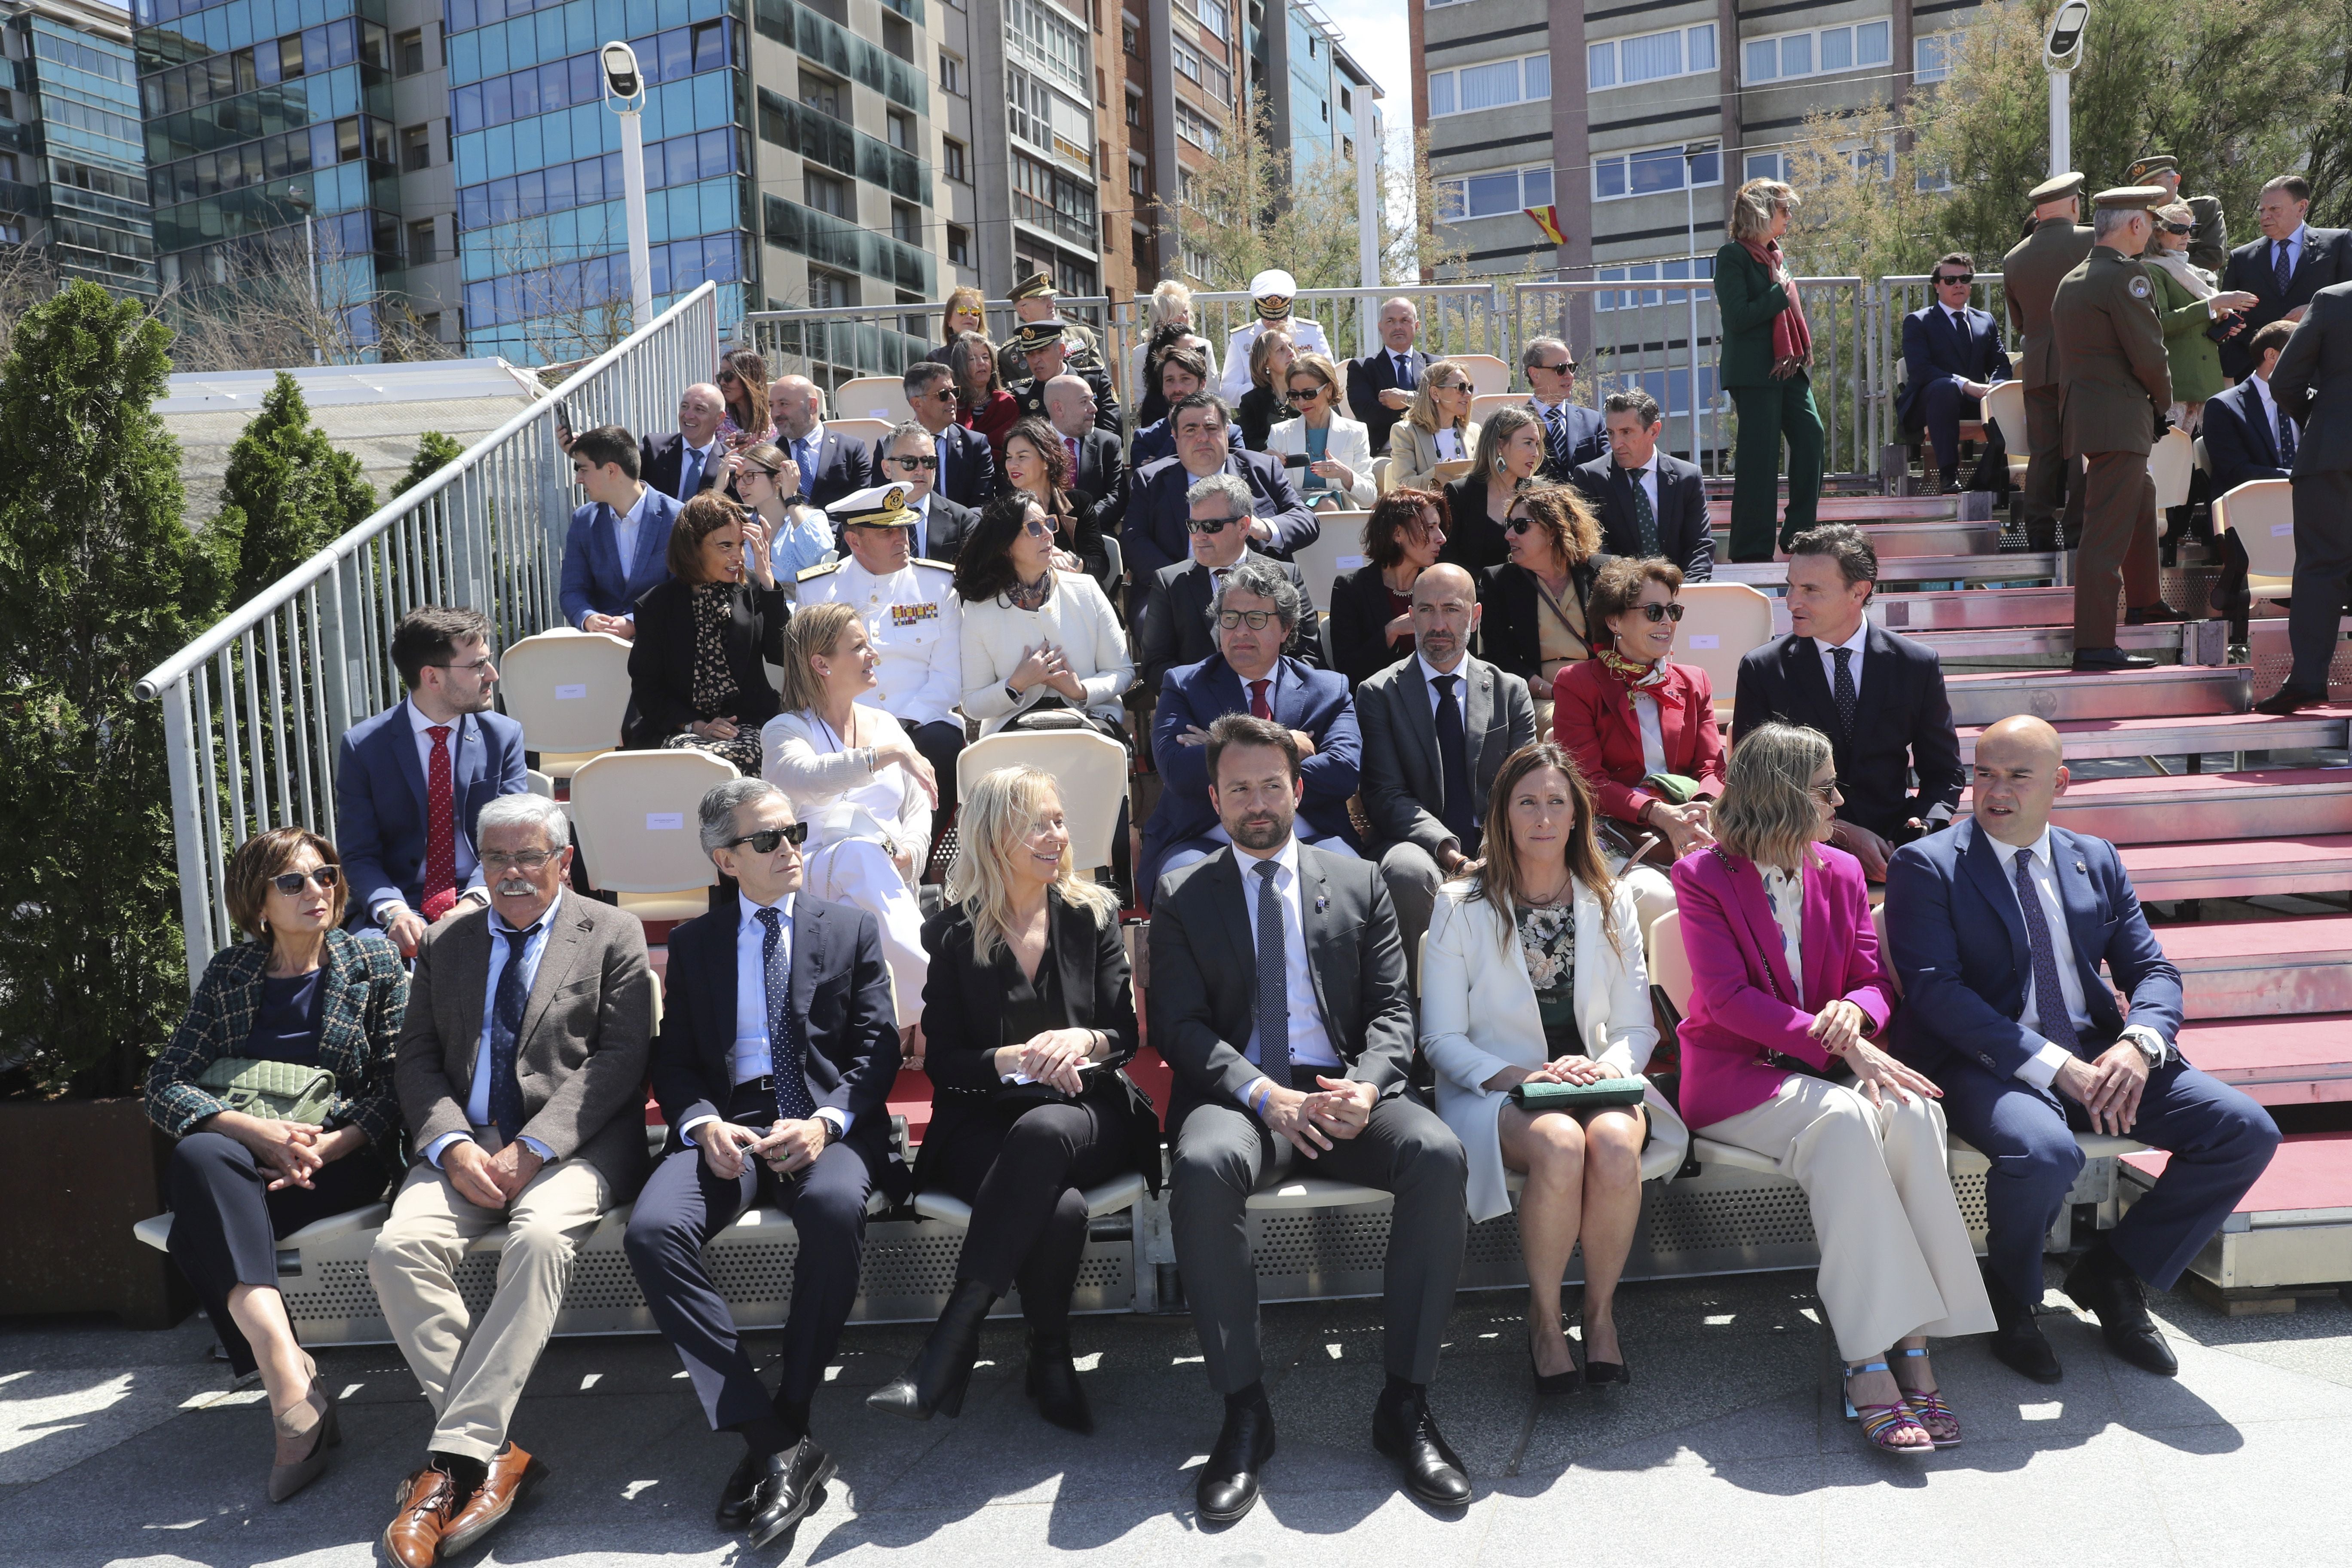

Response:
(2121, 834), (2352, 900)
(2162, 915), (2352, 1019)
(2176, 1014), (2352, 1105)
(1957, 706), (2352, 763)
(2123, 1131), (2352, 1220)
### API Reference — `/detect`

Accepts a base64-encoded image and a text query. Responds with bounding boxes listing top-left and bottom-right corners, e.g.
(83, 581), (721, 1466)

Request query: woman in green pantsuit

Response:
(1716, 180), (1822, 562)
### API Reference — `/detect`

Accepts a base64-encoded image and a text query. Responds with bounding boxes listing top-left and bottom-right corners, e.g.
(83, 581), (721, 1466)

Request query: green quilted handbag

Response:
(196, 1057), (338, 1126)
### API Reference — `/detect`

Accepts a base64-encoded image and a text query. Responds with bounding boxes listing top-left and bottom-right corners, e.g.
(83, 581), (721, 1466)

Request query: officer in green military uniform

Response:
(2054, 186), (2180, 673)
(2002, 172), (2098, 551)
(1008, 318), (1122, 433)
(994, 269), (1105, 389)
(2125, 154), (2230, 273)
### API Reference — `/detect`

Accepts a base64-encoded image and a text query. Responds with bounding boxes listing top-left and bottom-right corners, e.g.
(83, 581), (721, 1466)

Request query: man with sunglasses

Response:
(1895, 253), (2013, 496)
(1521, 337), (1608, 481)
(624, 778), (901, 1554)
(1123, 392), (1319, 617)
(868, 419), (978, 564)
(1136, 471), (1324, 697)
(336, 606), (528, 960)
(894, 359), (996, 513)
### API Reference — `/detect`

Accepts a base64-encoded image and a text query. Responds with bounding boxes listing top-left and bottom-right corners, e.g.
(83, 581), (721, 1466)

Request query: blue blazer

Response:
(1139, 654), (1362, 903)
(1537, 401), (1609, 483)
(2199, 378), (2294, 493)
(648, 894), (903, 1174)
(1122, 450), (1320, 593)
(1127, 417), (1243, 472)
(334, 700), (529, 922)
(785, 426), (876, 511)
(1883, 817), (2183, 1081)
(560, 488), (680, 627)
(1895, 304), (2013, 429)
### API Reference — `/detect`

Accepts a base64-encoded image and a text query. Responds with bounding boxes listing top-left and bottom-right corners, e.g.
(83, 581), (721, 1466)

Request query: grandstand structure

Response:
(130, 282), (2352, 1345)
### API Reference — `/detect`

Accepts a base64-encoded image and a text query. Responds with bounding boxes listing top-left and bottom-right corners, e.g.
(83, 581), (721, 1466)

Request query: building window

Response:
(1182, 244), (1213, 282)
(420, 312), (443, 341)
(1427, 53), (1550, 117)
(1008, 0), (1090, 95)
(1126, 92), (1144, 129)
(806, 171), (853, 217)
(809, 269), (858, 308)
(1743, 19), (1890, 83)
(1588, 23), (1715, 90)
(1743, 151), (1785, 182)
(947, 224), (970, 264)
(1592, 364), (1719, 418)
(1176, 101), (1222, 153)
(1434, 164), (1553, 222)
(892, 202), (921, 243)
(888, 110), (916, 151)
(1914, 33), (1955, 83)
(407, 218), (436, 265)
(1340, 86), (1352, 112)
(1343, 136), (1354, 160)
(395, 27), (426, 76)
(800, 69), (844, 119)
(1595, 255), (1714, 312)
(1592, 141), (1721, 201)
(1174, 39), (1202, 82)
(401, 123), (432, 172)
(1194, 0), (1229, 38)
(882, 14), (915, 61)
(943, 137), (968, 181)
(940, 49), (964, 94)
(1128, 160), (1148, 196)
(1124, 23), (1139, 55)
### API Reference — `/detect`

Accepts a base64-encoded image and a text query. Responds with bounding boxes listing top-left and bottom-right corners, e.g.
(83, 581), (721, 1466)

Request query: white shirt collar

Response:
(793, 422), (825, 449)
(1817, 619), (1869, 657)
(1234, 832), (1300, 879)
(1417, 651), (1467, 688)
(491, 886), (561, 937)
(2282, 224), (2309, 254)
(738, 890), (798, 931)
(1981, 824), (2055, 873)
(686, 433), (722, 459)
(407, 697), (458, 738)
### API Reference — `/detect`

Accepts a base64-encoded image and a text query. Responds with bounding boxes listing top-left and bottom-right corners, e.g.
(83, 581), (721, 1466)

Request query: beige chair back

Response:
(954, 729), (1130, 876)
(498, 628), (634, 778)
(1452, 354), (1512, 396)
(825, 416), (893, 450)
(1468, 392), (1522, 428)
(834, 376), (915, 426)
(1982, 380), (2031, 487)
(2148, 425), (2195, 512)
(2215, 477), (2296, 592)
(565, 749), (739, 923)
(1647, 908), (1691, 1014)
(1371, 454), (1392, 495)
(1673, 583), (1776, 720)
(1289, 512), (1369, 616)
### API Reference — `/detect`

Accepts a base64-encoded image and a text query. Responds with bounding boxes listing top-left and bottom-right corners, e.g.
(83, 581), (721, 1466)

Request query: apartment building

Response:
(3, 0), (155, 296)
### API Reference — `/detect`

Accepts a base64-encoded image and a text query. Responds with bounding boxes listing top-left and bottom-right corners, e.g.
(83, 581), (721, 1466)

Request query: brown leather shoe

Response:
(382, 1467), (463, 1568)
(439, 1442), (550, 1556)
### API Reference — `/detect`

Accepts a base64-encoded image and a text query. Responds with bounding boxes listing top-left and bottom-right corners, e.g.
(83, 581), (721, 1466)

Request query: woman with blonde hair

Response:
(1130, 278), (1197, 416)
(1234, 325), (1296, 451)
(1420, 741), (1687, 1392)
(1716, 179), (1821, 561)
(871, 766), (1160, 1432)
(716, 346), (775, 446)
(1265, 349), (1377, 508)
(1387, 358), (1481, 493)
(2145, 201), (2256, 431)
(1672, 721), (1992, 1455)
(1474, 481), (1612, 731)
(1442, 402), (1549, 572)
(929, 285), (989, 363)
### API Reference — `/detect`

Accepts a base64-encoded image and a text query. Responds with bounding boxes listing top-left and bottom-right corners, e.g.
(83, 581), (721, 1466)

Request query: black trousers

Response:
(622, 1108), (875, 1431)
(165, 1131), (389, 1377)
(908, 719), (968, 809)
(922, 1096), (1130, 1329)
(2285, 471), (2352, 694)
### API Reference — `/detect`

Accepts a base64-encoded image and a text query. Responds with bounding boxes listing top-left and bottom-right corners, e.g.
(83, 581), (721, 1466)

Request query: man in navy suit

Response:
(2201, 318), (2299, 493)
(1521, 337), (1608, 480)
(1139, 558), (1360, 906)
(2217, 175), (2352, 381)
(773, 374), (875, 513)
(335, 605), (529, 958)
(640, 383), (730, 502)
(624, 777), (901, 1552)
(1127, 345), (1243, 470)
(1897, 255), (2015, 493)
(1343, 297), (1432, 454)
(560, 425), (681, 637)
(1886, 717), (2278, 1383)
(1570, 388), (1712, 578)
(894, 360), (995, 509)
(1123, 393), (1319, 613)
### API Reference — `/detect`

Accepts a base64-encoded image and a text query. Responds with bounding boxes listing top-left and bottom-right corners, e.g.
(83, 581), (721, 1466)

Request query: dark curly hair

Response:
(1002, 415), (1073, 493)
(1365, 487), (1449, 570)
(953, 490), (1051, 604)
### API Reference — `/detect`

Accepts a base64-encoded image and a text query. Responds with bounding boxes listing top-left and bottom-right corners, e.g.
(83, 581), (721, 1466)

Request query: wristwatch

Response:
(819, 1116), (845, 1147)
(2123, 1029), (2167, 1069)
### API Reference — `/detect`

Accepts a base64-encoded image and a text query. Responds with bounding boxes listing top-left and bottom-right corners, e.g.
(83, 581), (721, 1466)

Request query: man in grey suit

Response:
(1356, 563), (1537, 976)
(2254, 279), (2352, 713)
(1151, 714), (1472, 1525)
(370, 793), (654, 1568)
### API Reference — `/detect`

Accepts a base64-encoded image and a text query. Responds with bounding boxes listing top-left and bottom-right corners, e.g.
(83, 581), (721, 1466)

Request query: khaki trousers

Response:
(1700, 1075), (1994, 1362)
(367, 1143), (612, 1460)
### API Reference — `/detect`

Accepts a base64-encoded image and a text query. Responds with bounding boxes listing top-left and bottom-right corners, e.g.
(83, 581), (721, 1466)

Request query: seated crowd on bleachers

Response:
(144, 286), (2299, 1558)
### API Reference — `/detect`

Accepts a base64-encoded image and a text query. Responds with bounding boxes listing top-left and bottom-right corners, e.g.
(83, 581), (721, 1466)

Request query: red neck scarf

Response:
(1596, 646), (1671, 691)
(1739, 237), (1813, 372)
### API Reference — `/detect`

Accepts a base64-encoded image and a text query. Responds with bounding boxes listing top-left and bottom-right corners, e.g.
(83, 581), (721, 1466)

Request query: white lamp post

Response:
(2043, 2), (2091, 178)
(284, 184), (322, 364)
(601, 41), (653, 329)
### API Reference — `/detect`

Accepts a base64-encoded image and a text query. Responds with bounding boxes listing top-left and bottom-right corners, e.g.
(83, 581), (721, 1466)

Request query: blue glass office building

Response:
(4, 0), (156, 296)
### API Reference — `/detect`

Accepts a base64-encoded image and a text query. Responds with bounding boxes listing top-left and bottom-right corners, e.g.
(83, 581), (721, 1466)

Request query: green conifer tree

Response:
(215, 372), (377, 608)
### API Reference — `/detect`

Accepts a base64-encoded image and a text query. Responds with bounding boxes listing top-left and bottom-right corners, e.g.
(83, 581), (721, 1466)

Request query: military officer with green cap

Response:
(995, 268), (1105, 387)
(2054, 185), (2180, 672)
(2125, 154), (2230, 273)
(1008, 318), (1121, 433)
(2002, 172), (2096, 551)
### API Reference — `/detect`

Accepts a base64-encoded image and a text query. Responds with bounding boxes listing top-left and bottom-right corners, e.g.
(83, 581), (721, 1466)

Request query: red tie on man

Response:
(420, 724), (459, 922)
(1248, 679), (1273, 720)
(1065, 435), (1081, 475)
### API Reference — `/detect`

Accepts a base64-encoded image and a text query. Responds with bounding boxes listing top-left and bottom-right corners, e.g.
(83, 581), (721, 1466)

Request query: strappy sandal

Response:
(1843, 1360), (1933, 1457)
(1895, 1346), (1960, 1448)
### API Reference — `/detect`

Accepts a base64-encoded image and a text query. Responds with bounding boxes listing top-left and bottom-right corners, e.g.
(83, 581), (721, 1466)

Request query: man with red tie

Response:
(336, 606), (530, 958)
(1043, 371), (1123, 545)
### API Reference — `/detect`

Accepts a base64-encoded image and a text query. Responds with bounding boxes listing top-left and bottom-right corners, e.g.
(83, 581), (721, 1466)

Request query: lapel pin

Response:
(1315, 893), (1329, 913)
(2074, 861), (2086, 874)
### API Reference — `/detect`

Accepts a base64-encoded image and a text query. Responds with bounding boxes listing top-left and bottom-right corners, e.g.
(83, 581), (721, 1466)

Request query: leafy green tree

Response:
(396, 430), (467, 499)
(0, 282), (228, 1096)
(214, 372), (377, 608)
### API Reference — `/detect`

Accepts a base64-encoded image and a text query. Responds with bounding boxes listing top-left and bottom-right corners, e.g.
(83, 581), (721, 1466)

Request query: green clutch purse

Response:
(196, 1057), (339, 1126)
(1641, 771), (1705, 806)
(1508, 1078), (1647, 1110)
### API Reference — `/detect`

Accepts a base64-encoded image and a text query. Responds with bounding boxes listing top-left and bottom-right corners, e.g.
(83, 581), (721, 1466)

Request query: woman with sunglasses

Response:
(1234, 326), (1296, 451)
(928, 286), (989, 364)
(1329, 487), (1449, 684)
(1442, 404), (1549, 573)
(949, 330), (1020, 457)
(954, 491), (1133, 739)
(760, 601), (939, 1053)
(1474, 482), (1612, 734)
(1265, 349), (1375, 510)
(2144, 201), (2257, 434)
(1672, 722), (1991, 1456)
(1000, 414), (1112, 597)
(734, 441), (836, 581)
(715, 347), (776, 446)
(625, 492), (785, 773)
(1552, 557), (1724, 928)
(147, 826), (407, 1501)
(1387, 358), (1482, 493)
(872, 765), (1159, 1432)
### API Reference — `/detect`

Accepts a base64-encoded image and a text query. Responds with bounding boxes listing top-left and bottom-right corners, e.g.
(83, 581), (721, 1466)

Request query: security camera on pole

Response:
(602, 40), (654, 328)
(2043, 2), (2091, 178)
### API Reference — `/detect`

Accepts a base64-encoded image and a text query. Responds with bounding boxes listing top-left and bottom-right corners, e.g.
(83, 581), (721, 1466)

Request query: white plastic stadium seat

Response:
(834, 375), (914, 427)
(2214, 478), (2295, 603)
(1372, 454), (1393, 495)
(498, 628), (633, 778)
(825, 417), (893, 450)
(1452, 354), (1512, 396)
(1468, 392), (1522, 428)
(1981, 380), (2030, 488)
(1646, 908), (1691, 1015)
(565, 749), (738, 922)
(2148, 425), (2195, 514)
(1289, 511), (1368, 617)
(955, 729), (1130, 877)
(1673, 583), (1776, 724)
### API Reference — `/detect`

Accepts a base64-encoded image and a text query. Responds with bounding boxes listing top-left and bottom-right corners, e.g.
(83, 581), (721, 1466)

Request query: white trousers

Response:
(803, 835), (927, 1027)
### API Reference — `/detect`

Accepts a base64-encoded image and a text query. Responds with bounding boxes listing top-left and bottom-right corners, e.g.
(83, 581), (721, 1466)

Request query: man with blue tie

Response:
(625, 778), (901, 1553)
(2201, 318), (2299, 493)
(775, 374), (876, 513)
(640, 383), (731, 502)
(1522, 336), (1608, 480)
(897, 359), (995, 510)
(559, 426), (680, 639)
(1896, 254), (2015, 494)
(1885, 717), (2278, 1384)
(2218, 175), (2352, 381)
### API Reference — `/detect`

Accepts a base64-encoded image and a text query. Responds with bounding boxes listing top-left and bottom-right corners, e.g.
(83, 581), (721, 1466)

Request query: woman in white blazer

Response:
(1264, 350), (1376, 509)
(1420, 739), (1689, 1395)
(953, 491), (1134, 738)
(1385, 358), (1482, 494)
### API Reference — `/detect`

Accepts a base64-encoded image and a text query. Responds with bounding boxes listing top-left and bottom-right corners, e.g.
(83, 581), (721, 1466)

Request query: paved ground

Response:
(6, 1272), (2350, 1568)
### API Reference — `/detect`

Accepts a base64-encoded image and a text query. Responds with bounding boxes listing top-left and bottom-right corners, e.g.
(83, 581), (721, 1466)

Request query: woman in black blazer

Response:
(870, 766), (1159, 1435)
(623, 491), (789, 769)
(1329, 487), (1452, 684)
(1474, 484), (1611, 732)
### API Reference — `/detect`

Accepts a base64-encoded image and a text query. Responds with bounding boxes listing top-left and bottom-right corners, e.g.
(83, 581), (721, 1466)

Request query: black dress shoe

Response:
(1371, 1386), (1472, 1509)
(1197, 1392), (1276, 1525)
(746, 1437), (836, 1551)
(869, 1277), (995, 1421)
(1981, 1261), (2063, 1384)
(2124, 601), (2187, 625)
(1024, 1329), (1094, 1433)
(2061, 1244), (2179, 1377)
(716, 1452), (762, 1531)
(2072, 647), (2158, 672)
(2254, 685), (2326, 716)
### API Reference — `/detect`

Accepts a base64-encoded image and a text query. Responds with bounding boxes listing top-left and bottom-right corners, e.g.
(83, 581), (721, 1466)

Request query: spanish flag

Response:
(1525, 205), (1568, 245)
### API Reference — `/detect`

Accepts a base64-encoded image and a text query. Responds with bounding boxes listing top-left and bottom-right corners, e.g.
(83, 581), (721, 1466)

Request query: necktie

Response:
(1066, 435), (1081, 474)
(756, 906), (817, 1121)
(2279, 406), (2298, 465)
(1431, 673), (1478, 852)
(2275, 239), (2294, 297)
(795, 438), (815, 499)
(1395, 353), (1416, 391)
(420, 724), (459, 922)
(1543, 403), (1565, 460)
(2012, 849), (2079, 1052)
(1251, 859), (1292, 1084)
(1249, 678), (1273, 720)
(1629, 467), (1659, 556)
(486, 924), (536, 1144)
(1830, 646), (1858, 737)
(679, 443), (704, 498)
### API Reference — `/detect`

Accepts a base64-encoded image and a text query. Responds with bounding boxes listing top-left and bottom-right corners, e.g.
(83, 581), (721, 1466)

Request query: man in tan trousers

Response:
(369, 792), (652, 1566)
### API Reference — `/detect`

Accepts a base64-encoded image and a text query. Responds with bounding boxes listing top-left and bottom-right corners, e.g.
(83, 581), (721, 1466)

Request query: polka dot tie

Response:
(1830, 647), (1858, 739)
(420, 724), (459, 922)
(757, 906), (817, 1121)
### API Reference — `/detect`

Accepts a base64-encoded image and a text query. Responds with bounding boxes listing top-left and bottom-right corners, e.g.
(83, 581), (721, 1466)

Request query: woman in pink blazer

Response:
(1671, 721), (1991, 1456)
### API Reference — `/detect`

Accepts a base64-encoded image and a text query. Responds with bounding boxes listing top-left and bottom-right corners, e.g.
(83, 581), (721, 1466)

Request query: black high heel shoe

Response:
(868, 1278), (995, 1420)
(1023, 1329), (1094, 1433)
(1527, 1317), (1578, 1395)
(1580, 1318), (1630, 1388)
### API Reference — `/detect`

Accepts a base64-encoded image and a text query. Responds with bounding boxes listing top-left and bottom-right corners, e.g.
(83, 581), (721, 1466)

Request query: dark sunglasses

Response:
(1022, 516), (1055, 539)
(1188, 514), (1240, 534)
(1530, 360), (1573, 374)
(1505, 518), (1536, 535)
(1283, 385), (1323, 402)
(726, 824), (810, 854)
(270, 866), (340, 894)
(888, 453), (939, 469)
(1935, 273), (1974, 285)
(1634, 602), (1685, 623)
(1807, 781), (1844, 803)
(2161, 222), (2193, 235)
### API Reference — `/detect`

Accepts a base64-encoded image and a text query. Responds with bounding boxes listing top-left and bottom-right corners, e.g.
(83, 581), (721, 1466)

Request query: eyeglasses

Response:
(1505, 518), (1537, 535)
(888, 453), (939, 469)
(433, 656), (497, 675)
(1635, 602), (1685, 623)
(269, 867), (340, 894)
(1935, 273), (1975, 286)
(1530, 361), (1573, 374)
(922, 387), (959, 402)
(725, 824), (810, 854)
(744, 463), (781, 479)
(481, 850), (558, 873)
(1430, 380), (1466, 392)
(1218, 609), (1282, 630)
(2161, 222), (2193, 235)
(1187, 514), (1239, 533)
(1021, 516), (1055, 539)
(1806, 781), (1844, 803)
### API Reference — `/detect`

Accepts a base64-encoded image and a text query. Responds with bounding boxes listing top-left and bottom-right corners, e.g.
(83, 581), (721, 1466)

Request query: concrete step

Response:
(2174, 1014), (2352, 1106)
(1715, 553), (2057, 588)
(2167, 915), (2352, 1019)
(1913, 622), (2187, 662)
(2122, 1133), (2352, 1293)
(1957, 707), (2352, 763)
(1945, 665), (2248, 727)
(1704, 493), (1963, 523)
(1711, 519), (2001, 558)
(2122, 834), (2352, 902)
(1870, 587), (2284, 634)
(1957, 767), (2352, 845)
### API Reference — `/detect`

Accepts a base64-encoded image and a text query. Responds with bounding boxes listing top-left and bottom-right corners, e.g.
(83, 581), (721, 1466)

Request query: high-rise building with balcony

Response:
(3, 0), (156, 296)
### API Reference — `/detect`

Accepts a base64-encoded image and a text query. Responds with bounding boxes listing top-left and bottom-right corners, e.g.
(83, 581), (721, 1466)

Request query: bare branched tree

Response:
(163, 221), (456, 371)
